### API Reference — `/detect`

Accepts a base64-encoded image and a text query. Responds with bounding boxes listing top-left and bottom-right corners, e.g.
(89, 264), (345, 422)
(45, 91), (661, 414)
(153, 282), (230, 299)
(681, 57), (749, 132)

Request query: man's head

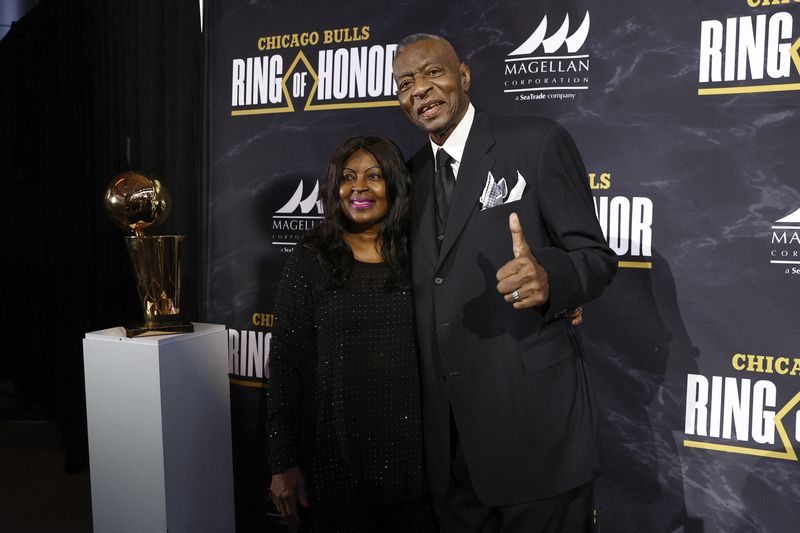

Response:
(392, 34), (471, 145)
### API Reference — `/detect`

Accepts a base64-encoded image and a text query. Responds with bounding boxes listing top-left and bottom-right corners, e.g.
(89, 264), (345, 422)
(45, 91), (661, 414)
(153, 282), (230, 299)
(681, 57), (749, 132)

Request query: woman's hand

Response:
(567, 306), (583, 326)
(270, 466), (309, 527)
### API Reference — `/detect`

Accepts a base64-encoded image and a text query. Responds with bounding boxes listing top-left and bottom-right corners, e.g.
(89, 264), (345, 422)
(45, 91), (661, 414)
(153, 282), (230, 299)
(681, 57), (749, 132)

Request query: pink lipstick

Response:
(351, 198), (374, 209)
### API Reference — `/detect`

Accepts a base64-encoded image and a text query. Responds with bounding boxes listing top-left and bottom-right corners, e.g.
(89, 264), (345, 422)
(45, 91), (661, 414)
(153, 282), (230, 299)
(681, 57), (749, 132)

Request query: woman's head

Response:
(337, 148), (389, 233)
(321, 135), (410, 235)
(306, 135), (411, 288)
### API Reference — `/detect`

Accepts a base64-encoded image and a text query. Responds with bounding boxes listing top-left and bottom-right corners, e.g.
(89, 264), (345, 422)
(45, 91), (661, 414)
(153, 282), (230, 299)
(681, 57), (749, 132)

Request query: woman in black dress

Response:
(267, 136), (437, 532)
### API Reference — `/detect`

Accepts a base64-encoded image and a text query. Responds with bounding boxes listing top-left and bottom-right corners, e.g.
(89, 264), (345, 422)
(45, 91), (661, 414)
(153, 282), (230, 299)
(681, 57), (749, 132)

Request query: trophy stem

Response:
(124, 235), (193, 337)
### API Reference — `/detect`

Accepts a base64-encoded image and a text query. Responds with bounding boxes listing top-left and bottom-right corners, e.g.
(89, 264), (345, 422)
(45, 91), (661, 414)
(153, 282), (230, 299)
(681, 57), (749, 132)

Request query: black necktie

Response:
(434, 148), (455, 226)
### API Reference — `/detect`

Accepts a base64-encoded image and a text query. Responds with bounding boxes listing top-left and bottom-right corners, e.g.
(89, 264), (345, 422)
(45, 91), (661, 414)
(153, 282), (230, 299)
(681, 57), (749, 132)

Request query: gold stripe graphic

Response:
(698, 83), (800, 96)
(231, 107), (292, 116)
(232, 100), (399, 115)
(618, 261), (652, 269)
(683, 440), (794, 460)
(304, 100), (399, 111)
(229, 377), (268, 389)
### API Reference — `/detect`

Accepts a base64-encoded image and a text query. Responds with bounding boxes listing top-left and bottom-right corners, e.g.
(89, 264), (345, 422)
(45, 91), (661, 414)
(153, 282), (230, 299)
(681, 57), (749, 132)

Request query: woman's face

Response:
(339, 148), (389, 232)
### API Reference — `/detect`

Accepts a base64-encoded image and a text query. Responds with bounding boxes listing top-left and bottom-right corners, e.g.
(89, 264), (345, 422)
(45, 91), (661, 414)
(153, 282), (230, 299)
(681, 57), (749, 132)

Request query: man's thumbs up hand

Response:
(496, 213), (550, 309)
(510, 210), (531, 258)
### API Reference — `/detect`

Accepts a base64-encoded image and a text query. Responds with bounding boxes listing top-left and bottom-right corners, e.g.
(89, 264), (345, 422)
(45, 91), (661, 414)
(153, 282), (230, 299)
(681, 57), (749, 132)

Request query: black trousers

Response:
(307, 497), (439, 533)
(435, 421), (594, 533)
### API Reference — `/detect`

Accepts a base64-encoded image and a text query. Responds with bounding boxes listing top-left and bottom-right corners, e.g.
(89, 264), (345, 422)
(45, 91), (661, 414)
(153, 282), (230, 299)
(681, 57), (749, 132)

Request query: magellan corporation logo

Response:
(698, 2), (800, 95)
(271, 179), (323, 250)
(770, 207), (800, 274)
(230, 25), (399, 115)
(504, 11), (591, 101)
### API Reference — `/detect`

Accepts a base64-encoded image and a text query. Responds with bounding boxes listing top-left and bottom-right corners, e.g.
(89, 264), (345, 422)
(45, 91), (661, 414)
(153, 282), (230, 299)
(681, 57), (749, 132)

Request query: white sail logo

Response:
(776, 207), (800, 224)
(276, 180), (323, 214)
(509, 12), (590, 56)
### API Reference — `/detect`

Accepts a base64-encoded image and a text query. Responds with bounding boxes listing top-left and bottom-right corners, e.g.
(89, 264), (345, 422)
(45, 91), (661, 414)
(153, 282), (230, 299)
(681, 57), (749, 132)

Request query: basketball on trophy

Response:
(104, 171), (171, 236)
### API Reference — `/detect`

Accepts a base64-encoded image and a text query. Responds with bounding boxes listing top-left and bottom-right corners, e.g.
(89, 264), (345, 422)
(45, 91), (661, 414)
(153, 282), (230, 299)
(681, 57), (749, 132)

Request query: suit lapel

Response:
(411, 149), (437, 267)
(438, 112), (496, 267)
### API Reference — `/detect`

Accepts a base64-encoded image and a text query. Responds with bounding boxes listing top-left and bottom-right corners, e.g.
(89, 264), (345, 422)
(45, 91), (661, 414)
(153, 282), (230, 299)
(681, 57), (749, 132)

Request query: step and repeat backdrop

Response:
(204, 0), (800, 531)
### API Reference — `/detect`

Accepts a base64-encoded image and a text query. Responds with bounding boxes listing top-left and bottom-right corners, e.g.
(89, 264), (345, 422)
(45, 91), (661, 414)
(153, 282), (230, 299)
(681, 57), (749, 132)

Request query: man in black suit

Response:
(392, 34), (617, 532)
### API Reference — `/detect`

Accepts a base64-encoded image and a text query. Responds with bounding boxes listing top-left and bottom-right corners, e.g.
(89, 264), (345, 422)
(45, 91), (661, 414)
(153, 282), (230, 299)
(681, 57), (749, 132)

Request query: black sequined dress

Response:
(268, 246), (425, 508)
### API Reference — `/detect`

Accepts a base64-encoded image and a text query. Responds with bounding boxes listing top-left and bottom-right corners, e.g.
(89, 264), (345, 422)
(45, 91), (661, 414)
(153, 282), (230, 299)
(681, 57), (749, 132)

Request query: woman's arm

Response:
(266, 248), (316, 523)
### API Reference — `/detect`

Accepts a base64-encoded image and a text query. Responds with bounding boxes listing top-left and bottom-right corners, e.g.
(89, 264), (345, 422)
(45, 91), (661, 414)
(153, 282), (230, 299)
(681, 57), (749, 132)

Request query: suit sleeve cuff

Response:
(534, 246), (581, 322)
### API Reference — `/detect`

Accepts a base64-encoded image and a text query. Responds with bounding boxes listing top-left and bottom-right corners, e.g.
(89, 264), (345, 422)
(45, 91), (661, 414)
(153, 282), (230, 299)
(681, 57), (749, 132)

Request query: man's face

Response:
(392, 38), (471, 145)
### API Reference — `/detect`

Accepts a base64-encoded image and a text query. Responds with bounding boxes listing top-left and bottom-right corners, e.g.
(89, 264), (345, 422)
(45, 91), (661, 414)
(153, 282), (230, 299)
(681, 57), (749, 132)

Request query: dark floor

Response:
(0, 386), (93, 533)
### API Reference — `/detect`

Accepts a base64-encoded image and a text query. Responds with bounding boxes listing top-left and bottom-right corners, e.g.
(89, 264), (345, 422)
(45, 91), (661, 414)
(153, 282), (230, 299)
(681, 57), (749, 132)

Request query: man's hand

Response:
(496, 213), (550, 309)
(270, 466), (309, 528)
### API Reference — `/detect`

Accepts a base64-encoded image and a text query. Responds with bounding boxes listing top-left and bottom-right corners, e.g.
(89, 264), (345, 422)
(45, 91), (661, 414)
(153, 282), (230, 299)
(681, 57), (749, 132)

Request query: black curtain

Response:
(0, 0), (201, 471)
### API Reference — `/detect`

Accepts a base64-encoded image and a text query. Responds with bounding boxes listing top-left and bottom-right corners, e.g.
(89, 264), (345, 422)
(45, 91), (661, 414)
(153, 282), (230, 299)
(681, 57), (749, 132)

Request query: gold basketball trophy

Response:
(104, 171), (193, 337)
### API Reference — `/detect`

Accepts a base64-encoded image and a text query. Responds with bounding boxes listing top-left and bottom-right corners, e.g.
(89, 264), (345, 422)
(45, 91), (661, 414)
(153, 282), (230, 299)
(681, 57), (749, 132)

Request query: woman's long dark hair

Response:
(303, 135), (411, 289)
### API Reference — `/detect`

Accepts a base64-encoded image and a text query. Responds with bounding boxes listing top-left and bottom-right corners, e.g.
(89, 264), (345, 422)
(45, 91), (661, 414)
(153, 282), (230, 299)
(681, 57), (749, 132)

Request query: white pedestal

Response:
(83, 323), (235, 533)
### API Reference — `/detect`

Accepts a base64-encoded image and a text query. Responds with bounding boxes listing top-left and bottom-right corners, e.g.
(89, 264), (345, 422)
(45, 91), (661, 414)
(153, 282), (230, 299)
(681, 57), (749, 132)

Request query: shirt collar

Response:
(429, 103), (475, 164)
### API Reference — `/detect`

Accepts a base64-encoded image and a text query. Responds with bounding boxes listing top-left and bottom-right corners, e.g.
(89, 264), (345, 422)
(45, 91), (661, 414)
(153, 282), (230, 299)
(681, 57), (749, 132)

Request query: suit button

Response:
(439, 374), (447, 382)
(437, 234), (444, 241)
(434, 277), (444, 285)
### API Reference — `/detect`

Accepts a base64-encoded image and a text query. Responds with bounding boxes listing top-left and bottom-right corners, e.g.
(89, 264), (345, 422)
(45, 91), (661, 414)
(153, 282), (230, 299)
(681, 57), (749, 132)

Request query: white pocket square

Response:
(479, 171), (526, 210)
(479, 171), (508, 210)
(506, 171), (527, 203)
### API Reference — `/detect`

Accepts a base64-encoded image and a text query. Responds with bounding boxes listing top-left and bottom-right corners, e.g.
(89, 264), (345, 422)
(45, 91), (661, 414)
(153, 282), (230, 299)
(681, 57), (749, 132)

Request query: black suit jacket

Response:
(408, 110), (617, 506)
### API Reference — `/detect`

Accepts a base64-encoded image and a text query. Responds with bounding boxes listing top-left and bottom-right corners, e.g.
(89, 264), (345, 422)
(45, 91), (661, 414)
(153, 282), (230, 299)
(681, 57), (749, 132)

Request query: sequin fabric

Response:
(268, 246), (425, 505)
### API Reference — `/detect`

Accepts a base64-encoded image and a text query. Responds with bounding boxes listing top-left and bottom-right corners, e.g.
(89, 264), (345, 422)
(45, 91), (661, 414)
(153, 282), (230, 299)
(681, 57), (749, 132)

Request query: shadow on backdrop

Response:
(583, 248), (704, 533)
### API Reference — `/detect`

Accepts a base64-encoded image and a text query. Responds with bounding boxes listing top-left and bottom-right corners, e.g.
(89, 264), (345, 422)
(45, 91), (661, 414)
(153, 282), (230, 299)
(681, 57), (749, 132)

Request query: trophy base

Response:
(125, 322), (195, 338)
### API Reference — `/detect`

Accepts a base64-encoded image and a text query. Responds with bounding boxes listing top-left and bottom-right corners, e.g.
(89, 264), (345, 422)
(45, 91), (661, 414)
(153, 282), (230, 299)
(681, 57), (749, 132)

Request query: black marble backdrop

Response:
(205, 1), (800, 531)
